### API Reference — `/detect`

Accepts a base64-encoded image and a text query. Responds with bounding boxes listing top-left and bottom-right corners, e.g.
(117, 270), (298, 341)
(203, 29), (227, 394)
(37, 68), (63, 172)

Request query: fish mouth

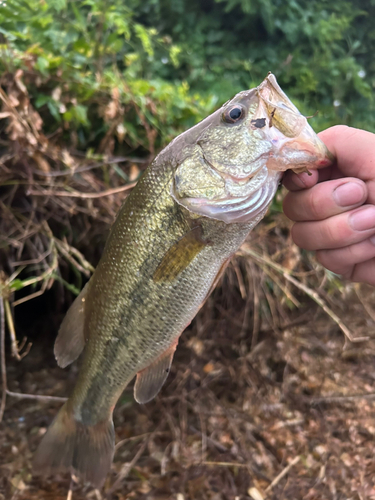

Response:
(255, 73), (333, 173)
(172, 73), (334, 225)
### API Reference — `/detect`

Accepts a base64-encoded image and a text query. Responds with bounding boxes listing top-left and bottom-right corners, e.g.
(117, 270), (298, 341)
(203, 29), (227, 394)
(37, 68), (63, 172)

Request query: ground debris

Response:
(1, 270), (375, 499)
(1, 71), (375, 500)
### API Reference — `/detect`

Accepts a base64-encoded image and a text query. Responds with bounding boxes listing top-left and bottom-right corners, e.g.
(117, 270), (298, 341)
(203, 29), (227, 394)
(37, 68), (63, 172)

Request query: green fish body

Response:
(33, 74), (332, 486)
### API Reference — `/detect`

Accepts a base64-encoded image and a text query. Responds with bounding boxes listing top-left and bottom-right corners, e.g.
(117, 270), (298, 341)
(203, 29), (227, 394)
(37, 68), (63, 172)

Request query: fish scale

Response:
(33, 73), (333, 487)
(73, 163), (250, 423)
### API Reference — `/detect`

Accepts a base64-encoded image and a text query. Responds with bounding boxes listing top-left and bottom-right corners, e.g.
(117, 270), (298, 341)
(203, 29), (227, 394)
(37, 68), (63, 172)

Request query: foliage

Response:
(132, 0), (375, 131)
(0, 0), (374, 302)
(0, 0), (374, 159)
(0, 0), (213, 156)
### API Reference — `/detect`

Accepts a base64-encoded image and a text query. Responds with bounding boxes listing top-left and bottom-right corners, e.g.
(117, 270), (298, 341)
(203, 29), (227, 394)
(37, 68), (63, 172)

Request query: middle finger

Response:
(283, 178), (367, 222)
(291, 204), (375, 250)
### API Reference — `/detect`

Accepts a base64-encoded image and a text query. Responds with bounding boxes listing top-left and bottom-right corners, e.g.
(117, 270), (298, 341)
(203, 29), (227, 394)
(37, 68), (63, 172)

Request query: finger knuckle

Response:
(291, 223), (307, 248)
(321, 221), (338, 247)
(308, 191), (323, 220)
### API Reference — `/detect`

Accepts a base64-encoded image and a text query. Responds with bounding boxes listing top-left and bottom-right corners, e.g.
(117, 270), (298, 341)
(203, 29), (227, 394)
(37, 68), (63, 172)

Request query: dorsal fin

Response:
(54, 282), (89, 368)
(134, 340), (178, 404)
(153, 226), (207, 282)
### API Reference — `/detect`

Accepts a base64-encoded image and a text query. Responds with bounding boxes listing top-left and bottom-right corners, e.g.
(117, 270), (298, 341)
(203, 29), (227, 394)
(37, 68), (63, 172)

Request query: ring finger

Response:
(283, 178), (367, 222)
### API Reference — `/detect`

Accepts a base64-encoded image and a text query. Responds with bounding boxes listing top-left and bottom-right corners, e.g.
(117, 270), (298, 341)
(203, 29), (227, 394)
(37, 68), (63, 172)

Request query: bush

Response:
(0, 0), (374, 303)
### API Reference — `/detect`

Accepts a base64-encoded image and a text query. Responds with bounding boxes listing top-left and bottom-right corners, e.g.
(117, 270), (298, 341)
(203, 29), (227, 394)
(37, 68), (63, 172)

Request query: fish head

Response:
(172, 73), (333, 224)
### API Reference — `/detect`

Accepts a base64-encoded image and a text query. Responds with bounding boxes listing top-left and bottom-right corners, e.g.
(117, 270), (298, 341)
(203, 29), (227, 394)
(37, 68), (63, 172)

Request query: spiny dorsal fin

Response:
(54, 282), (89, 368)
(153, 226), (207, 282)
(134, 340), (178, 404)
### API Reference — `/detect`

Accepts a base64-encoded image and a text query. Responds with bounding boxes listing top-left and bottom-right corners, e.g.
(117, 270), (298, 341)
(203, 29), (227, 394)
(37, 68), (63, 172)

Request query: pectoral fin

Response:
(54, 282), (89, 368)
(134, 340), (178, 404)
(153, 226), (207, 282)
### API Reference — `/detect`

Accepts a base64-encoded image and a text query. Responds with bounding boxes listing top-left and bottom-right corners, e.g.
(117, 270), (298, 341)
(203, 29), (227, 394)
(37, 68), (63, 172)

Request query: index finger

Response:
(318, 125), (375, 181)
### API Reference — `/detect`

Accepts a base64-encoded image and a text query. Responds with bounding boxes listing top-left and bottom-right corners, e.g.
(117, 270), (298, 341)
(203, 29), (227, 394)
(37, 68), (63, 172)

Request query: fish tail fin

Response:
(33, 403), (115, 487)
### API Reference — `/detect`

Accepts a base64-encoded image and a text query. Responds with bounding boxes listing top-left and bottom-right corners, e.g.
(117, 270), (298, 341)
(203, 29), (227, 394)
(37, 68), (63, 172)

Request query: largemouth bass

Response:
(33, 74), (332, 487)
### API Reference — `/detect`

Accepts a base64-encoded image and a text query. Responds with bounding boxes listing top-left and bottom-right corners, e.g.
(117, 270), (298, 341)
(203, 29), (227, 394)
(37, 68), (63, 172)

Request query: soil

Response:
(1, 267), (375, 500)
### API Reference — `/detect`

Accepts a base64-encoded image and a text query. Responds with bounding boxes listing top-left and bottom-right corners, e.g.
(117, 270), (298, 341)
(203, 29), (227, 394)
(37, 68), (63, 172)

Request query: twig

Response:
(108, 438), (148, 495)
(4, 299), (30, 360)
(264, 455), (301, 494)
(115, 431), (168, 451)
(86, 489), (103, 500)
(241, 246), (368, 343)
(232, 261), (247, 299)
(309, 392), (375, 405)
(28, 182), (136, 199)
(32, 156), (145, 178)
(11, 247), (52, 267)
(0, 297), (6, 422)
(261, 265), (301, 308)
(55, 239), (92, 277)
(57, 238), (95, 273)
(12, 229), (59, 307)
(6, 390), (67, 403)
(66, 482), (73, 500)
(250, 263), (260, 350)
(12, 281), (49, 307)
(355, 286), (375, 323)
(202, 461), (249, 468)
(189, 426), (228, 453)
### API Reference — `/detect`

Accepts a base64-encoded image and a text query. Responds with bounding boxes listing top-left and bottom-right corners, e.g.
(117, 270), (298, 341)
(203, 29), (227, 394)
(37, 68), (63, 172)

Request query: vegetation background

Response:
(1, 0), (375, 499)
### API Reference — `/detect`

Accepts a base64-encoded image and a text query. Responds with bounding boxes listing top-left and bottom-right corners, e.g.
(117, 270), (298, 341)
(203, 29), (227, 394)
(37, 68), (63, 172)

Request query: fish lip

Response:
(252, 74), (334, 172)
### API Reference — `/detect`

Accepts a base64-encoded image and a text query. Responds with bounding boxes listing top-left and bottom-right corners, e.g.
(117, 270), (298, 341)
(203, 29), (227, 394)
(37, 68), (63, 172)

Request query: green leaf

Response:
(34, 56), (49, 75)
(9, 279), (25, 291)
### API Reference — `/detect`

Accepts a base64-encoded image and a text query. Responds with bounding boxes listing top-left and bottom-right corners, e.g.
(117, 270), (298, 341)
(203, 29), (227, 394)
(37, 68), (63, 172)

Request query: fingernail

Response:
(349, 206), (375, 231)
(370, 235), (375, 245)
(333, 182), (365, 207)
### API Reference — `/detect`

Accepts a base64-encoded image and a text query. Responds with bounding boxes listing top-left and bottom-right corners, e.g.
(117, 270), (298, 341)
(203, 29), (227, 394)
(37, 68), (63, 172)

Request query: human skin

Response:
(283, 125), (375, 286)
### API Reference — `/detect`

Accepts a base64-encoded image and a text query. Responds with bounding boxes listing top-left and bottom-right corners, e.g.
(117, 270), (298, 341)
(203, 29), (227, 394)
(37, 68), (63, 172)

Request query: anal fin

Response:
(134, 340), (178, 404)
(54, 281), (90, 368)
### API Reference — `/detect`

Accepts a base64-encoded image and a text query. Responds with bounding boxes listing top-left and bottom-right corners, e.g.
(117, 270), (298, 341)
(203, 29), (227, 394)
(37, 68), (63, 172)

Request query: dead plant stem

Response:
(0, 297), (6, 423)
(202, 461), (249, 468)
(264, 455), (301, 494)
(310, 392), (375, 405)
(6, 390), (67, 403)
(28, 182), (136, 199)
(108, 437), (149, 495)
(242, 247), (368, 343)
(4, 298), (22, 360)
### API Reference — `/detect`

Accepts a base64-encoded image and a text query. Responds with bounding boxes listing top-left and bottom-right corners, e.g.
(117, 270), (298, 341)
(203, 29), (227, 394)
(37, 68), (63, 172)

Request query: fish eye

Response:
(223, 105), (245, 124)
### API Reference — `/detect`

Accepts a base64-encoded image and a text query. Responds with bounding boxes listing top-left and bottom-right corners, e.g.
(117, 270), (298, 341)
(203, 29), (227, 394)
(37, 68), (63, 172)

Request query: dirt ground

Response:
(1, 258), (375, 500)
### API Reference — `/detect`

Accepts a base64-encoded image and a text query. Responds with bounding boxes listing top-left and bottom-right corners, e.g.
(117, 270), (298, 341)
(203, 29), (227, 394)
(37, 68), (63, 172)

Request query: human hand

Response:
(283, 125), (375, 286)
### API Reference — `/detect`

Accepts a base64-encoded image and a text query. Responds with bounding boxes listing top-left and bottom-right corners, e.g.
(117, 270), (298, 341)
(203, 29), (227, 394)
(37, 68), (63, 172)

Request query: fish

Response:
(33, 73), (333, 487)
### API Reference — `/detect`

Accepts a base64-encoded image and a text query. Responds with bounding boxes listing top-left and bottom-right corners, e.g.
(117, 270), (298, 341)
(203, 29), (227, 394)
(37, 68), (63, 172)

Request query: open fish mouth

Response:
(256, 73), (333, 173)
(171, 72), (333, 225)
